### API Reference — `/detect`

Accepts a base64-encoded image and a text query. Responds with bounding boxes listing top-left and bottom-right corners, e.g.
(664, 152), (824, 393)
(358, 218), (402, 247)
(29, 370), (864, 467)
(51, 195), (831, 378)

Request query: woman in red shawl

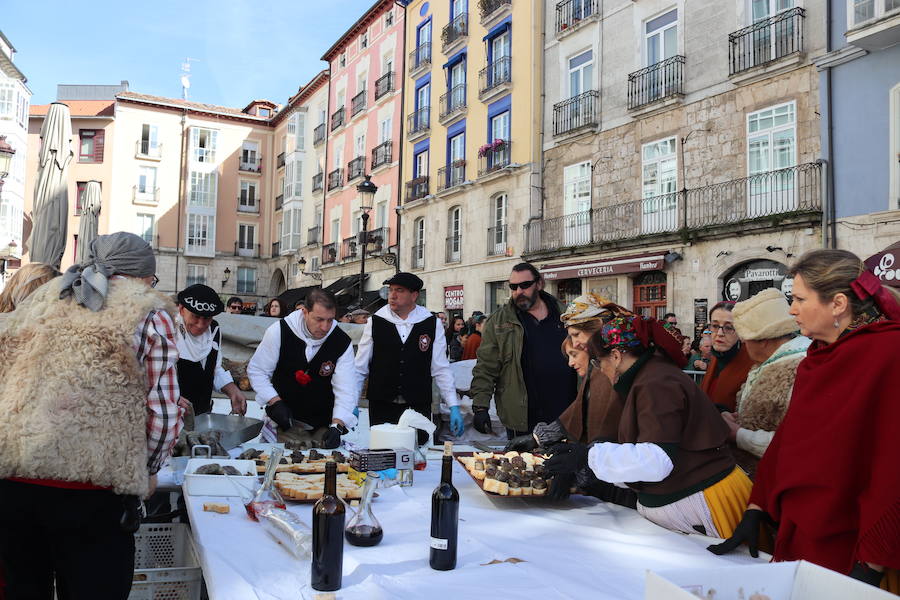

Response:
(709, 249), (900, 593)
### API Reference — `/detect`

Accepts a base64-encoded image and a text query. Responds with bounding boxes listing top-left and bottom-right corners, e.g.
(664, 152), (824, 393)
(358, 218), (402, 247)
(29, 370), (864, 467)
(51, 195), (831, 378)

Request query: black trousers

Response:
(368, 400), (432, 446)
(0, 479), (135, 600)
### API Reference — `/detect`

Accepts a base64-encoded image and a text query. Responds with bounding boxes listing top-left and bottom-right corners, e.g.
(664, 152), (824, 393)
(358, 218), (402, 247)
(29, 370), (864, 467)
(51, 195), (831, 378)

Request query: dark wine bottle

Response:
(429, 441), (459, 571)
(311, 461), (345, 591)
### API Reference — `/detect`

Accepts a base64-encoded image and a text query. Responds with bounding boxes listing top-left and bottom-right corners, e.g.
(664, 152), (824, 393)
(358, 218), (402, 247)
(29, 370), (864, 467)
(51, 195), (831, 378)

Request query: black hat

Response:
(383, 272), (423, 292)
(177, 284), (224, 317)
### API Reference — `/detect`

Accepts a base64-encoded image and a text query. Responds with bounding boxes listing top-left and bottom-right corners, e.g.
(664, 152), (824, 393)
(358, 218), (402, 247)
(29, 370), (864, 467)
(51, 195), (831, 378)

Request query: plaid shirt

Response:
(134, 309), (182, 474)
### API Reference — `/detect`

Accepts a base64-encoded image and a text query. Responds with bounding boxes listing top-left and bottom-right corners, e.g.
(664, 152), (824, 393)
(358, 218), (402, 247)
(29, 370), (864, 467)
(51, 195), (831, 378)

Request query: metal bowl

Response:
(192, 413), (264, 450)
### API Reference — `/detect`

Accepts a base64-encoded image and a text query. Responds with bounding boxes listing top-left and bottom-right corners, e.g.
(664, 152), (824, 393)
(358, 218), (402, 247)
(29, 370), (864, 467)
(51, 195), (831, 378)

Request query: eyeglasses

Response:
(709, 324), (736, 334)
(508, 279), (537, 291)
(229, 305), (242, 310)
(150, 275), (159, 288)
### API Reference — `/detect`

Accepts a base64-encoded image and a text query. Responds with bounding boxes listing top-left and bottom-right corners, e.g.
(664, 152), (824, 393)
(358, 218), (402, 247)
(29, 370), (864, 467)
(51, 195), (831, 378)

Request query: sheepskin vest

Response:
(737, 353), (805, 432)
(0, 277), (175, 496)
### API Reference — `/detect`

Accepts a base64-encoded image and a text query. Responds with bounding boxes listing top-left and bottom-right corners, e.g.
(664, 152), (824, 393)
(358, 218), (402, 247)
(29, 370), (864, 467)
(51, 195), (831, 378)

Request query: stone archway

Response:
(270, 268), (286, 297)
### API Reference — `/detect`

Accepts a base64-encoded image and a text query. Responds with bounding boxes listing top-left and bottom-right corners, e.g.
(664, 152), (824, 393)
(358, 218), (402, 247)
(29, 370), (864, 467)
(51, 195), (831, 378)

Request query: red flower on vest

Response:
(294, 370), (312, 386)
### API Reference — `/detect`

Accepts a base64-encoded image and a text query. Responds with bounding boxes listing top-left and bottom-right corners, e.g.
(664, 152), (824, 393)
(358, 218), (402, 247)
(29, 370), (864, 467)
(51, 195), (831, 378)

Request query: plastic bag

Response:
(257, 506), (312, 559)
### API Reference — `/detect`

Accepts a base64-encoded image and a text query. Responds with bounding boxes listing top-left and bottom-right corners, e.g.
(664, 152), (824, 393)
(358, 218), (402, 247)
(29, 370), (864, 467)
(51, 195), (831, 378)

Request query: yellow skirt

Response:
(702, 467), (753, 539)
(882, 568), (899, 595)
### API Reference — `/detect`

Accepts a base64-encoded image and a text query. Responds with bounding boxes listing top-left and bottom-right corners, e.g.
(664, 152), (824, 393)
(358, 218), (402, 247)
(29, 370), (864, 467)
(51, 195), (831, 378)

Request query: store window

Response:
(487, 280), (510, 315)
(721, 259), (790, 302)
(633, 271), (667, 320)
(556, 278), (583, 305)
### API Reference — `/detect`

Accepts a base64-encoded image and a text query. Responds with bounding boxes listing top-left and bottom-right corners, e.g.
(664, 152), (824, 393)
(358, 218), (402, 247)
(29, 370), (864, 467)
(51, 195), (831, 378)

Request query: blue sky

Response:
(5, 0), (376, 107)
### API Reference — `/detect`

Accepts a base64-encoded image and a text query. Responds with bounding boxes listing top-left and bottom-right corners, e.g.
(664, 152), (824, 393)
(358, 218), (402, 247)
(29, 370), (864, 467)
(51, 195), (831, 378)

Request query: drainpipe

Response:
(322, 73), (332, 275)
(533, 0), (546, 223)
(821, 0), (837, 248)
(394, 0), (407, 274)
(175, 108), (187, 290)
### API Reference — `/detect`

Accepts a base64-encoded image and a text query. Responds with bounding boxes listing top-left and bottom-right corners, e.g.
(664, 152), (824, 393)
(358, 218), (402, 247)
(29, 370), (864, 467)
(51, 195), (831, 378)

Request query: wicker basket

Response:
(129, 523), (202, 600)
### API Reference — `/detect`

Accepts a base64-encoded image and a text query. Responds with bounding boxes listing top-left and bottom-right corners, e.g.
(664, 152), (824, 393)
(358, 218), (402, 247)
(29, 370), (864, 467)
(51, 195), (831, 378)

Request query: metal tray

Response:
(192, 413), (263, 450)
(454, 452), (555, 500)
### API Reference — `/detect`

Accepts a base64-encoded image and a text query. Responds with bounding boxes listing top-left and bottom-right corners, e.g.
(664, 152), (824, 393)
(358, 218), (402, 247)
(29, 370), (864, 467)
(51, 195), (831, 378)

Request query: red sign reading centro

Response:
(444, 285), (464, 309)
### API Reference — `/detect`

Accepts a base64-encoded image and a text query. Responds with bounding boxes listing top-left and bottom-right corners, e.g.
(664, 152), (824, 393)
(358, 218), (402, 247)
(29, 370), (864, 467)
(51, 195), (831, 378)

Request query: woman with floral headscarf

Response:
(546, 309), (751, 538)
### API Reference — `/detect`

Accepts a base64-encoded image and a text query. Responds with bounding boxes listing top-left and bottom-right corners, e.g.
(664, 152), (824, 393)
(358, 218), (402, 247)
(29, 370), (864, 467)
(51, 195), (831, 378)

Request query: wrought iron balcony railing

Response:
(351, 89), (367, 116)
(374, 71), (395, 100)
(407, 107), (430, 137)
(327, 168), (343, 191)
(479, 0), (511, 25)
(372, 140), (392, 169)
(440, 84), (467, 120)
(406, 176), (430, 202)
(322, 242), (338, 265)
(312, 171), (324, 192)
(277, 152), (286, 169)
(409, 43), (432, 73)
(330, 106), (345, 131)
(438, 161), (466, 192)
(347, 156), (366, 182)
(479, 56), (512, 98)
(274, 194), (284, 211)
(556, 0), (598, 33)
(729, 7), (805, 76)
(307, 226), (321, 246)
(411, 243), (425, 269)
(553, 90), (599, 136)
(478, 140), (511, 176)
(313, 123), (326, 145)
(442, 13), (468, 52)
(487, 224), (507, 256)
(627, 55), (685, 110)
(445, 234), (462, 263)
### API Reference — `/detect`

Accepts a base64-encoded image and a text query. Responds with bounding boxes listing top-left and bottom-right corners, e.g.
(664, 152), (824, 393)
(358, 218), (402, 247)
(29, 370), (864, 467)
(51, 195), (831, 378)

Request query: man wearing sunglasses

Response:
(469, 263), (576, 439)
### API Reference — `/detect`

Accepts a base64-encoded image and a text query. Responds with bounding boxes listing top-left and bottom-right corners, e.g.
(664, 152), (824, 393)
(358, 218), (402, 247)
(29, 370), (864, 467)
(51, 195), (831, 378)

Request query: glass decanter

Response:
(246, 447), (286, 521)
(344, 472), (383, 547)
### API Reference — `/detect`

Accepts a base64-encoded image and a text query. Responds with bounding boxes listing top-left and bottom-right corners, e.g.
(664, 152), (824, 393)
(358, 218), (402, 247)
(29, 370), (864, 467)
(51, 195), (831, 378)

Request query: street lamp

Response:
(0, 240), (18, 282)
(221, 267), (231, 289)
(356, 175), (377, 307)
(297, 256), (322, 281)
(0, 136), (15, 184)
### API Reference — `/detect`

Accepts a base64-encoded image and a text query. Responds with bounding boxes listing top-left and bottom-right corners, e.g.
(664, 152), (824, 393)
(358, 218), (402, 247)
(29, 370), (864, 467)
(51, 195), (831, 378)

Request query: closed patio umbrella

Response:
(75, 180), (101, 264)
(28, 102), (72, 269)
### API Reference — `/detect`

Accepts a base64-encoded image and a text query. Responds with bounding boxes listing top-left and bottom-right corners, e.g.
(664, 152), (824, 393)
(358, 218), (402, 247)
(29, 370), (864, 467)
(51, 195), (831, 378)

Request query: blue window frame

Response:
(486, 95), (511, 142)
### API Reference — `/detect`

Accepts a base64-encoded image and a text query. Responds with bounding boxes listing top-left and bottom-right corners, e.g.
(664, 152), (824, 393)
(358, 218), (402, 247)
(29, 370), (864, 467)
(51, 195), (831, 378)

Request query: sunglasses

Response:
(508, 279), (537, 291)
(229, 305), (242, 310)
(150, 275), (159, 288)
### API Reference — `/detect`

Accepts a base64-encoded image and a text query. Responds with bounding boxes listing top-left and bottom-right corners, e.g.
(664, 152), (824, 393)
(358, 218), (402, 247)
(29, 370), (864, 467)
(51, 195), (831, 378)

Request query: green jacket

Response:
(469, 292), (566, 432)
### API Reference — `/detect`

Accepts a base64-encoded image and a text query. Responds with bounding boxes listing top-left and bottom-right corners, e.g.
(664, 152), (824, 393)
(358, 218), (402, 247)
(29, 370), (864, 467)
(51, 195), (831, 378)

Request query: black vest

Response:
(367, 314), (436, 410)
(272, 321), (352, 429)
(176, 321), (220, 415)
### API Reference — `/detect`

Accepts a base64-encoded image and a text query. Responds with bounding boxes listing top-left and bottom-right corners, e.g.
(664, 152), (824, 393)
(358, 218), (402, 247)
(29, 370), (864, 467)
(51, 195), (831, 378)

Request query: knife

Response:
(472, 441), (504, 453)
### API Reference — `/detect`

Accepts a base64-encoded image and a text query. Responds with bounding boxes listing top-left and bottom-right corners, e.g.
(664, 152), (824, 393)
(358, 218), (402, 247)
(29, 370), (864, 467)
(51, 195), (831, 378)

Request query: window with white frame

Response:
(186, 213), (214, 255)
(355, 134), (366, 158)
(850, 0), (900, 27)
(282, 208), (302, 250)
(447, 206), (461, 262)
(563, 162), (592, 245)
(751, 0), (794, 22)
(645, 9), (678, 66)
(413, 217), (425, 267)
(191, 127), (218, 163)
(376, 201), (387, 228)
(285, 161), (294, 198)
(385, 9), (394, 27)
(295, 112), (305, 150)
(331, 218), (341, 244)
(380, 117), (392, 143)
(186, 264), (207, 286)
(360, 30), (368, 49)
(239, 180), (258, 210)
(139, 124), (159, 156)
(490, 111), (510, 141)
(137, 166), (157, 196)
(241, 141), (259, 167)
(568, 50), (594, 97)
(641, 137), (678, 232)
(238, 224), (256, 254)
(747, 102), (797, 214)
(339, 53), (347, 68)
(490, 193), (508, 255)
(293, 159), (303, 197)
(16, 93), (27, 128)
(189, 171), (217, 208)
(0, 84), (13, 117)
(276, 220), (283, 251)
(383, 53), (394, 76)
(237, 267), (256, 294)
(136, 213), (155, 244)
(414, 149), (429, 177)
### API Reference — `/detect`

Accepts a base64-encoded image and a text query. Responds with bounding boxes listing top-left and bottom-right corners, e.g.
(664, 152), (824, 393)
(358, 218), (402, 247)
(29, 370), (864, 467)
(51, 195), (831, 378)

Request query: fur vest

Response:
(0, 277), (175, 496)
(737, 337), (809, 432)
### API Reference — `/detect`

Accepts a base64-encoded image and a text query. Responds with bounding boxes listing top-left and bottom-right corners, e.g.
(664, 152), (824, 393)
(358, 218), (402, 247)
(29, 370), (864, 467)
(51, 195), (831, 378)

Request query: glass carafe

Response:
(246, 447), (286, 521)
(344, 472), (383, 546)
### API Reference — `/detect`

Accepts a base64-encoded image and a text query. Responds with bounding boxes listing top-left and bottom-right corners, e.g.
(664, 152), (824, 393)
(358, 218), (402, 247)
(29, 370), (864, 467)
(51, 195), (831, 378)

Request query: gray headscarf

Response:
(59, 232), (156, 311)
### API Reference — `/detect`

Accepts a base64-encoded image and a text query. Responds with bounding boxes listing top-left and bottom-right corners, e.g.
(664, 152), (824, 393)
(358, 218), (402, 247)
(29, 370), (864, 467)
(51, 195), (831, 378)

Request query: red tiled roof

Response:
(30, 100), (114, 118)
(321, 0), (395, 61)
(116, 92), (268, 120)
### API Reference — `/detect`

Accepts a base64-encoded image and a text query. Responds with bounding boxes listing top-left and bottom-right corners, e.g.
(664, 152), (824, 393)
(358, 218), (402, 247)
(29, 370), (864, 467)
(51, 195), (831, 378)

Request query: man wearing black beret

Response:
(175, 284), (247, 416)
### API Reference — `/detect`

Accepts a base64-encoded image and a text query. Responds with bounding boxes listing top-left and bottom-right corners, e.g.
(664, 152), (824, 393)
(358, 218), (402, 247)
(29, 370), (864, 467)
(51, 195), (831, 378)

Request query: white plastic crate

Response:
(129, 523), (202, 600)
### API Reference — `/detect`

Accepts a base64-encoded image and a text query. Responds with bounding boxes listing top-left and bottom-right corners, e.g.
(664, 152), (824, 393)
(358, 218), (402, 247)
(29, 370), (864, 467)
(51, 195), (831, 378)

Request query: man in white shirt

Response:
(353, 272), (464, 443)
(248, 289), (356, 448)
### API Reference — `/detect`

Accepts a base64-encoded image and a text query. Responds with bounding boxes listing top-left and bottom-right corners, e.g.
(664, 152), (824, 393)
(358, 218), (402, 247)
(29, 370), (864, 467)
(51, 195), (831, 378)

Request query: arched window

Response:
(446, 206), (462, 263)
(488, 193), (508, 256)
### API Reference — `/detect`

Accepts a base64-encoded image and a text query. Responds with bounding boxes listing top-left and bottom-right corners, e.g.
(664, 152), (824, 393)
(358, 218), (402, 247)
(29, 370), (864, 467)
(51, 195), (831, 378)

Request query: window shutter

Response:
(93, 130), (105, 162)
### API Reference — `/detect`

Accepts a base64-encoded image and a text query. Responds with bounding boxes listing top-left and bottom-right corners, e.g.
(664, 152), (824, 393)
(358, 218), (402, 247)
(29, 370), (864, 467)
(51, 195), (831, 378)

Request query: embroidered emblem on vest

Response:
(418, 334), (432, 352)
(319, 361), (335, 377)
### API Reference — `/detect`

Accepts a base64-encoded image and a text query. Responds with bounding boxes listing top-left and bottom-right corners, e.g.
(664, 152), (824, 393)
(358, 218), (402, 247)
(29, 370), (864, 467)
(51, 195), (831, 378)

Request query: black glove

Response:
(547, 472), (575, 501)
(265, 401), (293, 431)
(706, 509), (772, 558)
(504, 434), (537, 452)
(533, 420), (568, 447)
(320, 425), (344, 449)
(545, 442), (590, 475)
(849, 563), (885, 588)
(472, 407), (493, 434)
(574, 468), (638, 509)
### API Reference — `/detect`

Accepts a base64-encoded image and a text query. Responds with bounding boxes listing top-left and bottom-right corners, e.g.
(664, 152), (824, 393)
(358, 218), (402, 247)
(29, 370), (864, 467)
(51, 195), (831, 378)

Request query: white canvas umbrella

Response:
(28, 102), (72, 268)
(75, 180), (101, 264)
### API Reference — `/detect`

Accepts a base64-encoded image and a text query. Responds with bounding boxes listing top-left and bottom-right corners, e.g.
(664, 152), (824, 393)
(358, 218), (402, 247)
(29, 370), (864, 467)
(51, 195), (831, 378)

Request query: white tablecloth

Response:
(183, 457), (764, 600)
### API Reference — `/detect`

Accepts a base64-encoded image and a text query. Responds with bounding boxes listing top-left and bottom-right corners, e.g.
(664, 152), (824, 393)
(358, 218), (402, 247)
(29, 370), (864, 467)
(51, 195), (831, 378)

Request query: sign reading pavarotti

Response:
(444, 285), (464, 310)
(540, 254), (666, 281)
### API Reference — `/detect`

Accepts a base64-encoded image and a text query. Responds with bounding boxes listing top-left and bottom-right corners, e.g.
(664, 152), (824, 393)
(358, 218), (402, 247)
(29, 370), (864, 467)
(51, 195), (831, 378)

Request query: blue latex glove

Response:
(352, 406), (360, 418)
(449, 406), (464, 437)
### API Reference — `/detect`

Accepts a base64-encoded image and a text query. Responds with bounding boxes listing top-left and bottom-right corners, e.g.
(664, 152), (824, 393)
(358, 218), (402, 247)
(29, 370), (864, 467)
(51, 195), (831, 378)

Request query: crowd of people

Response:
(0, 232), (897, 597)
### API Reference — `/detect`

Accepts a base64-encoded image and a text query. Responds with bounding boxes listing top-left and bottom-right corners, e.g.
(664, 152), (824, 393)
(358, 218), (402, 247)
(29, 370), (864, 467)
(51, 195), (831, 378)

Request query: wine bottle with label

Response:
(311, 460), (345, 591)
(429, 441), (459, 570)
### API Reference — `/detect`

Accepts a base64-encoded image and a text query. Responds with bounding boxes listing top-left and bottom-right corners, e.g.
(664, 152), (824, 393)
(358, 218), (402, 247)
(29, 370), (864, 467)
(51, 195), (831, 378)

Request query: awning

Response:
(539, 252), (666, 281)
(325, 274), (369, 296)
(482, 18), (511, 41)
(442, 49), (466, 70)
(277, 285), (321, 312)
(865, 240), (900, 288)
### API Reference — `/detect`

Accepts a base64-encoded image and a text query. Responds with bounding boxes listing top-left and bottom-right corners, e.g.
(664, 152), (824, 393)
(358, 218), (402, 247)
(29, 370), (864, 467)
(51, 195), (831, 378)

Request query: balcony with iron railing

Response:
(351, 89), (367, 117)
(556, 0), (599, 36)
(479, 56), (512, 101)
(627, 55), (685, 112)
(487, 224), (508, 256)
(553, 90), (599, 136)
(409, 43), (432, 77)
(322, 242), (338, 265)
(272, 241), (281, 256)
(445, 234), (462, 263)
(439, 84), (467, 124)
(729, 7), (805, 77)
(307, 225), (321, 246)
(327, 168), (344, 191)
(239, 156), (262, 173)
(407, 107), (430, 140)
(479, 0), (512, 26)
(234, 242), (261, 258)
(365, 226), (390, 254)
(135, 140), (162, 160)
(275, 194), (284, 211)
(237, 196), (260, 213)
(442, 13), (468, 54)
(342, 235), (360, 260)
(347, 156), (366, 182)
(313, 123), (326, 146)
(437, 161), (466, 192)
(478, 140), (511, 176)
(277, 152), (286, 169)
(371, 140), (393, 170)
(374, 71), (395, 100)
(523, 163), (823, 255)
(312, 171), (324, 192)
(331, 106), (345, 131)
(406, 176), (430, 203)
(411, 243), (425, 270)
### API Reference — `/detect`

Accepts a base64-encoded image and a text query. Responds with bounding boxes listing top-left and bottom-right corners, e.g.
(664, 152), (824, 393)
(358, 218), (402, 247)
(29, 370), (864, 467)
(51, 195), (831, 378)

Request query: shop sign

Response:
(444, 285), (464, 310)
(722, 260), (789, 302)
(540, 254), (666, 281)
(865, 241), (900, 288)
